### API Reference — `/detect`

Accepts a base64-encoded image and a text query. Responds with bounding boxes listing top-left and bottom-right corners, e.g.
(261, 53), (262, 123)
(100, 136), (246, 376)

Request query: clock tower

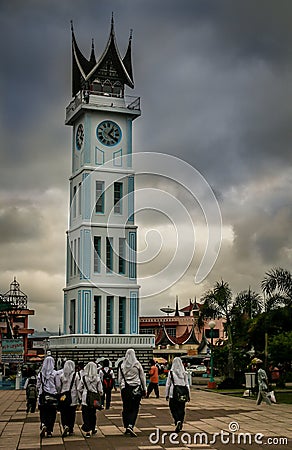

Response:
(64, 16), (141, 336)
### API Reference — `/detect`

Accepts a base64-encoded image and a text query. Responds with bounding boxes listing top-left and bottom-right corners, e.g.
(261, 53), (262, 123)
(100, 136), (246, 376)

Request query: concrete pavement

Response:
(0, 387), (291, 450)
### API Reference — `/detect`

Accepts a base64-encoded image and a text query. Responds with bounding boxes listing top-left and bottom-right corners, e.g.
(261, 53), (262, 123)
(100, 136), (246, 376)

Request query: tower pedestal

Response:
(49, 333), (155, 371)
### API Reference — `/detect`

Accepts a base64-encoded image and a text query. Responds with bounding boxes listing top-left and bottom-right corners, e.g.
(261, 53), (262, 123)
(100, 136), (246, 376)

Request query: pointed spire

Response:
(123, 28), (133, 83)
(175, 296), (180, 316)
(111, 11), (115, 35)
(89, 38), (96, 65)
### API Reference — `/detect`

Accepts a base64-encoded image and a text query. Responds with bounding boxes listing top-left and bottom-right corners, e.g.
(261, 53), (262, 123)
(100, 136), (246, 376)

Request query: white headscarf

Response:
(121, 348), (139, 373)
(84, 361), (98, 382)
(62, 360), (75, 382)
(41, 356), (55, 380)
(171, 357), (186, 381)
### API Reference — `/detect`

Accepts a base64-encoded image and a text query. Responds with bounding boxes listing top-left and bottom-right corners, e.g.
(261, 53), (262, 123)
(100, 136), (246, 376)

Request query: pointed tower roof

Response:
(122, 29), (133, 82)
(70, 15), (134, 98)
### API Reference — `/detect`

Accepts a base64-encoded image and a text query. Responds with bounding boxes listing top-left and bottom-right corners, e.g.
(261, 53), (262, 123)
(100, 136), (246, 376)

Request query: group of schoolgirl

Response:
(26, 351), (191, 440)
(25, 356), (116, 439)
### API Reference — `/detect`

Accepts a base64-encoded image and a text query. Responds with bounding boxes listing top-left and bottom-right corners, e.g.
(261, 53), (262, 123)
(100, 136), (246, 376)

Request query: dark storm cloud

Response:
(0, 201), (42, 244)
(0, 0), (291, 328)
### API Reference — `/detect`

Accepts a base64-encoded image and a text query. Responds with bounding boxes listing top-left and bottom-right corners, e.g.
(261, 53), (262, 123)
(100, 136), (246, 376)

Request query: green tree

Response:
(261, 268), (292, 366)
(262, 268), (292, 306)
(269, 331), (292, 364)
(200, 280), (235, 379)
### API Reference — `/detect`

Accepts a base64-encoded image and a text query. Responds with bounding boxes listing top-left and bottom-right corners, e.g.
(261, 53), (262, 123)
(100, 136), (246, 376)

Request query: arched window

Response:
(103, 79), (112, 95)
(113, 81), (123, 97)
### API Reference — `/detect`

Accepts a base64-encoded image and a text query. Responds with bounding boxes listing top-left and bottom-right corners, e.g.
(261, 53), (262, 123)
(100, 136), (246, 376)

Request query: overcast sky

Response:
(0, 0), (291, 331)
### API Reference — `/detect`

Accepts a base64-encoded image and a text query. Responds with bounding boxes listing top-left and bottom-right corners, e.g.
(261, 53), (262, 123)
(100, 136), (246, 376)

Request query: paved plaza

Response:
(0, 387), (291, 450)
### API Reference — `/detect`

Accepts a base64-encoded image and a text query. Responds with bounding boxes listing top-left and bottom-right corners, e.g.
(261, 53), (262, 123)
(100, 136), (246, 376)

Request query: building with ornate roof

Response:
(140, 298), (226, 362)
(0, 278), (34, 362)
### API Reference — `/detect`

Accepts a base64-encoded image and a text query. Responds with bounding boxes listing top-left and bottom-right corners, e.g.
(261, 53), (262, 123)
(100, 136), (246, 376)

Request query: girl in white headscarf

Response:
(37, 356), (59, 438)
(77, 362), (103, 438)
(59, 360), (79, 437)
(118, 349), (146, 437)
(165, 357), (190, 432)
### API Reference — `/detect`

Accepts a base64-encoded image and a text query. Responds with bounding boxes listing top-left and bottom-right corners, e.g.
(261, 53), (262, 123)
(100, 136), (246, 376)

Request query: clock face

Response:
(96, 120), (122, 146)
(76, 123), (84, 150)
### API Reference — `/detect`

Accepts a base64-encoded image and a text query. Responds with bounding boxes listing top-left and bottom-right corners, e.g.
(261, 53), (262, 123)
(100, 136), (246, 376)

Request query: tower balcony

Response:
(65, 90), (141, 125)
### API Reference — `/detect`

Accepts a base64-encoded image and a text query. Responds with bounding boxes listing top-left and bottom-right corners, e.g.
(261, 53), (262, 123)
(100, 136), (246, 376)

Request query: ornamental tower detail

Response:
(64, 17), (141, 335)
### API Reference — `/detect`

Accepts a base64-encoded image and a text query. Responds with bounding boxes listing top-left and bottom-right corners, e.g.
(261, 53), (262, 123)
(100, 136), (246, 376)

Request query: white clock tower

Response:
(63, 17), (141, 336)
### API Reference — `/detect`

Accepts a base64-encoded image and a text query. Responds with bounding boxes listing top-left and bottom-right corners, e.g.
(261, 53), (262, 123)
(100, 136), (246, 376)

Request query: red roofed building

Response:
(139, 298), (226, 361)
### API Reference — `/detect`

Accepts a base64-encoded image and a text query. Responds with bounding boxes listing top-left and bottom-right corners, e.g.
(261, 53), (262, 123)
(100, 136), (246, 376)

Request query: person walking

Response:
(24, 368), (37, 413)
(146, 359), (159, 398)
(256, 360), (272, 406)
(37, 356), (59, 438)
(99, 359), (116, 409)
(118, 348), (146, 437)
(77, 361), (103, 438)
(59, 360), (79, 437)
(165, 357), (190, 432)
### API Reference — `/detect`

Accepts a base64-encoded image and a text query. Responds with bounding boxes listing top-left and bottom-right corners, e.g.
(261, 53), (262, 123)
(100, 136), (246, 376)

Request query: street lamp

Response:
(207, 320), (216, 389)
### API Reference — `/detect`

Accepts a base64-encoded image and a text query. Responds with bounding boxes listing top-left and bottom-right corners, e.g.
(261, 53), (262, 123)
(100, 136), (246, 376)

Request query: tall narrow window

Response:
(70, 299), (76, 333)
(94, 296), (101, 334)
(114, 182), (123, 213)
(106, 237), (113, 272)
(77, 237), (81, 276)
(119, 296), (126, 333)
(78, 182), (82, 216)
(70, 240), (73, 277)
(96, 181), (105, 213)
(73, 239), (77, 276)
(73, 185), (77, 217)
(94, 236), (101, 273)
(119, 238), (126, 274)
(106, 296), (114, 333)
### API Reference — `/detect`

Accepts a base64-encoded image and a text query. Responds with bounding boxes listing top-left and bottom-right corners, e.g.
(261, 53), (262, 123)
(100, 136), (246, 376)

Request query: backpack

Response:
(102, 369), (114, 390)
(26, 379), (37, 401)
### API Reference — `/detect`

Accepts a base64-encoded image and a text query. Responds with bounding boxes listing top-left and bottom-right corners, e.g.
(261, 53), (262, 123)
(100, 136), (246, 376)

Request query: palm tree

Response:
(233, 288), (263, 319)
(262, 268), (292, 306)
(200, 280), (235, 379)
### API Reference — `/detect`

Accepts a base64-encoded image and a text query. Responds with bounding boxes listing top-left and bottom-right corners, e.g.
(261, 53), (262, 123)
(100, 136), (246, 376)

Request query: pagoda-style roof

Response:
(155, 324), (198, 346)
(71, 15), (134, 97)
(181, 322), (200, 345)
(197, 335), (210, 353)
(180, 298), (201, 316)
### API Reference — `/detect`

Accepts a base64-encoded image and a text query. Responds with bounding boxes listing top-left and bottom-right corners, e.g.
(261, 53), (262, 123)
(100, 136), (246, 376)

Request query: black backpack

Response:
(26, 378), (37, 400)
(102, 369), (114, 390)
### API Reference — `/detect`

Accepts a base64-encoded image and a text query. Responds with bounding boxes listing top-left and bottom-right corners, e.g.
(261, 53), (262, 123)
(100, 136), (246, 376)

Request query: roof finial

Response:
(129, 28), (133, 41)
(70, 20), (74, 32)
(111, 12), (115, 34)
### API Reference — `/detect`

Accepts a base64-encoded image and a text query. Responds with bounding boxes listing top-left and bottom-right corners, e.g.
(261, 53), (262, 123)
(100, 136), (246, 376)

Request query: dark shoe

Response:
(126, 425), (137, 437)
(62, 425), (69, 438)
(85, 433), (91, 438)
(40, 425), (47, 438)
(92, 429), (97, 435)
(47, 432), (52, 438)
(175, 421), (182, 433)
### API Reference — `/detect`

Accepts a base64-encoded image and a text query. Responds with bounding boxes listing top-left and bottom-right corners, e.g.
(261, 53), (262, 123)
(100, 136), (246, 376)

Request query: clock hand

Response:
(108, 128), (118, 143)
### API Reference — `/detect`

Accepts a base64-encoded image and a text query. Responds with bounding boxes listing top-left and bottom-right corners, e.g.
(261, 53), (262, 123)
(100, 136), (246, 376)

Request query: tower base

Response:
(48, 333), (155, 371)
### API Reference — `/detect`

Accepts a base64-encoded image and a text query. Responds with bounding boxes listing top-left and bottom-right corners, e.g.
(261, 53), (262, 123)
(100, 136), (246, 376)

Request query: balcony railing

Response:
(66, 90), (141, 122)
(49, 333), (155, 350)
